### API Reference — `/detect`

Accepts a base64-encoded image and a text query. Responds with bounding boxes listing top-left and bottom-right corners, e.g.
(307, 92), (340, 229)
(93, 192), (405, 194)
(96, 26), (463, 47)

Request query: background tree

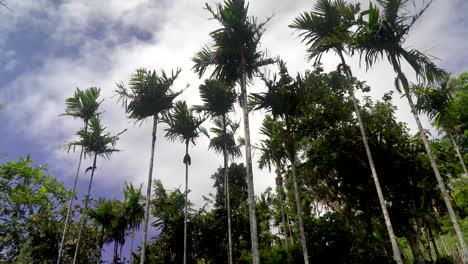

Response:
(354, 0), (467, 258)
(192, 0), (275, 261)
(196, 78), (237, 263)
(88, 198), (114, 263)
(414, 78), (467, 176)
(290, 1), (403, 262)
(256, 115), (290, 247)
(123, 183), (145, 263)
(58, 87), (102, 264)
(163, 100), (205, 264)
(115, 68), (182, 264)
(65, 116), (123, 264)
(251, 61), (310, 263)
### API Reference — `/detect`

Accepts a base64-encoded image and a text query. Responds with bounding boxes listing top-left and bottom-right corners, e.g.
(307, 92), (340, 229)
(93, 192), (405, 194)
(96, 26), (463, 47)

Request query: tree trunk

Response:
(240, 52), (260, 264)
(428, 225), (441, 260)
(97, 226), (105, 264)
(183, 140), (189, 264)
(391, 55), (468, 261)
(408, 230), (424, 264)
(222, 114), (234, 264)
(276, 164), (288, 247)
(338, 52), (403, 263)
(415, 218), (425, 264)
(129, 230), (135, 263)
(286, 116), (309, 264)
(73, 152), (98, 264)
(140, 115), (158, 264)
(447, 130), (468, 176)
(57, 122), (88, 264)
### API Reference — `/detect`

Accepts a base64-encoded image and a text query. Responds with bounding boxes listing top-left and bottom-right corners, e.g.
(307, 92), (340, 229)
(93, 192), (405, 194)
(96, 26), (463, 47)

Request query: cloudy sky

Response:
(1, 0), (467, 260)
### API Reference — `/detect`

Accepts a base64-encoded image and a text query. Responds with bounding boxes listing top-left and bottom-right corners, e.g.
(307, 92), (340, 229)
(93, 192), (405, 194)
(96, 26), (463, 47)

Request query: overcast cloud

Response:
(0, 0), (467, 223)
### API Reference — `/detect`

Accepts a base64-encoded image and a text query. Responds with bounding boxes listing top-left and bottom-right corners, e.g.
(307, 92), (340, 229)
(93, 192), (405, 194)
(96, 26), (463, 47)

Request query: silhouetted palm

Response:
(115, 68), (182, 264)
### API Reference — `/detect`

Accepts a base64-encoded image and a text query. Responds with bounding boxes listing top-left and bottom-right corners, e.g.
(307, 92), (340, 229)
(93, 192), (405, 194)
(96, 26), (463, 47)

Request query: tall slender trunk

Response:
(129, 230), (135, 263)
(415, 217), (425, 264)
(183, 140), (190, 264)
(113, 240), (118, 264)
(276, 163), (288, 247)
(428, 225), (440, 260)
(119, 240), (124, 262)
(97, 225), (105, 264)
(222, 114), (234, 264)
(391, 55), (468, 261)
(286, 116), (309, 264)
(140, 115), (158, 264)
(240, 51), (260, 264)
(73, 152), (98, 264)
(57, 122), (89, 264)
(447, 130), (468, 176)
(338, 52), (403, 263)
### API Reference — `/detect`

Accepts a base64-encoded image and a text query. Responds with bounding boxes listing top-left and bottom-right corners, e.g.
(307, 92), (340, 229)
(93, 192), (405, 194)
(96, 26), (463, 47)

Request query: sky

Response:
(1, 0), (467, 262)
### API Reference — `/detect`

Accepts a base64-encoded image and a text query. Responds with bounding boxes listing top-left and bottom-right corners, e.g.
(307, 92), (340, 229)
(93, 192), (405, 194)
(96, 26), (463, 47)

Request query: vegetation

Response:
(1, 0), (468, 264)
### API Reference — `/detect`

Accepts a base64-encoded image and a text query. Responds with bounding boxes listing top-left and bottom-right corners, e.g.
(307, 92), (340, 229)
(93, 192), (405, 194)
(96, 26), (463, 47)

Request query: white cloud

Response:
(1, 0), (467, 210)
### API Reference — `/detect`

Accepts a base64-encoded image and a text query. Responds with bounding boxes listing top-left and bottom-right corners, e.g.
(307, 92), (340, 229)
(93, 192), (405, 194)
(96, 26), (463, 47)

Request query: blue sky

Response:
(1, 0), (467, 262)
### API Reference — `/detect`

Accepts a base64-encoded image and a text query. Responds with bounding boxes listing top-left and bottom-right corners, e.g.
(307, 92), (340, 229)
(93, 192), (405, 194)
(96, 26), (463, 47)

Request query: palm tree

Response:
(66, 116), (123, 264)
(58, 87), (102, 264)
(413, 81), (468, 176)
(192, 1), (274, 261)
(88, 198), (114, 263)
(162, 100), (205, 264)
(256, 115), (290, 247)
(195, 79), (237, 264)
(354, 0), (467, 259)
(115, 68), (182, 264)
(289, 1), (402, 262)
(122, 183), (145, 263)
(251, 61), (310, 263)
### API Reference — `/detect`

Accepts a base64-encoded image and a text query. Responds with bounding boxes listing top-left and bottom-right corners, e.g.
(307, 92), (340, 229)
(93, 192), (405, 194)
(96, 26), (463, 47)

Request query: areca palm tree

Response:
(289, 1), (402, 262)
(413, 82), (468, 176)
(115, 68), (182, 264)
(256, 115), (290, 247)
(354, 0), (467, 259)
(195, 79), (237, 264)
(66, 116), (123, 264)
(122, 183), (145, 263)
(88, 198), (114, 263)
(192, 1), (274, 261)
(251, 61), (310, 263)
(163, 100), (205, 264)
(58, 87), (102, 264)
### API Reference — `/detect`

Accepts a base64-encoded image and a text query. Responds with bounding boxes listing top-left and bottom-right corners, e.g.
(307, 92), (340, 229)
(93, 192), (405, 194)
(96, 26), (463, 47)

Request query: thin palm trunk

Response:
(415, 217), (425, 264)
(222, 115), (234, 264)
(339, 52), (403, 263)
(57, 122), (88, 264)
(428, 226), (440, 259)
(183, 140), (189, 264)
(391, 55), (468, 261)
(129, 230), (135, 263)
(119, 241), (124, 262)
(447, 130), (468, 176)
(97, 225), (105, 264)
(276, 163), (288, 247)
(73, 152), (98, 264)
(140, 115), (158, 264)
(240, 53), (260, 264)
(286, 117), (309, 264)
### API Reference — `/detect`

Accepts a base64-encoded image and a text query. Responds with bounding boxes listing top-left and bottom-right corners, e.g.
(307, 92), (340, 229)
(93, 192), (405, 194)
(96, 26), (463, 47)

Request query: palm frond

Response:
(65, 115), (124, 159)
(115, 68), (183, 122)
(162, 100), (206, 146)
(62, 87), (102, 122)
